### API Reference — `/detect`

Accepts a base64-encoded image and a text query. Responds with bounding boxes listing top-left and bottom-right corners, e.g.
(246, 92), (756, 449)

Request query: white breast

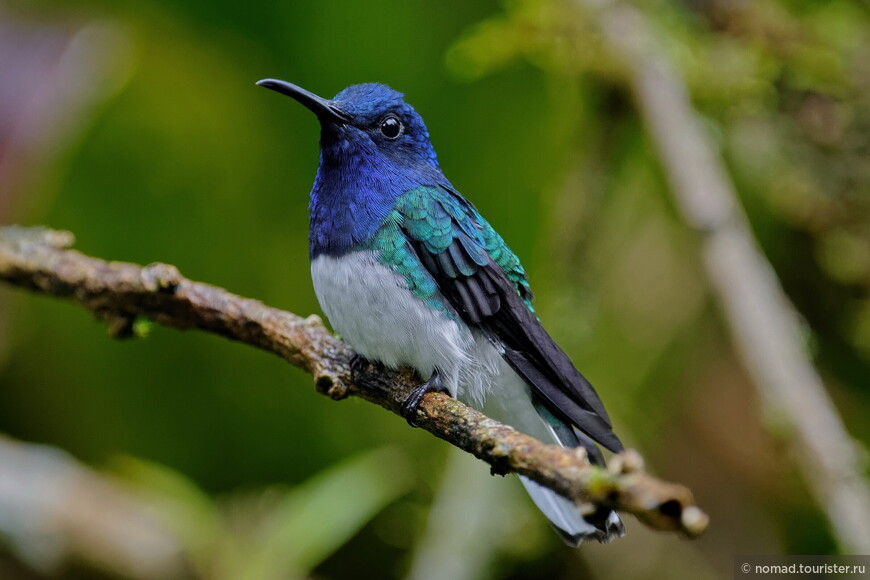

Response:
(310, 251), (501, 403)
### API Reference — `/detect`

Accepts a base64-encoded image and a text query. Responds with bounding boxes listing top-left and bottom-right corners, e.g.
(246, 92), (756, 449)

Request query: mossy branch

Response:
(0, 225), (708, 538)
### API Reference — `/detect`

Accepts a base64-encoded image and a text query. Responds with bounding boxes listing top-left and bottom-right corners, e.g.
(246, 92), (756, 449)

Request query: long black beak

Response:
(256, 79), (351, 124)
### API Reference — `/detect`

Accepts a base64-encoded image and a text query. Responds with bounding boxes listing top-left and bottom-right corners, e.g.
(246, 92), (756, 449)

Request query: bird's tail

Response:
(480, 365), (625, 546)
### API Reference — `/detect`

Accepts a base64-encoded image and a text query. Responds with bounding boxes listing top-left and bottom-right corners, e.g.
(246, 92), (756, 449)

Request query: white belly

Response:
(313, 253), (619, 542)
(310, 251), (501, 403)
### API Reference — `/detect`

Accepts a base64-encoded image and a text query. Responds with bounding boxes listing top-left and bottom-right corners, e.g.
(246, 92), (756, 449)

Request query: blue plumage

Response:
(306, 84), (443, 258)
(258, 78), (625, 545)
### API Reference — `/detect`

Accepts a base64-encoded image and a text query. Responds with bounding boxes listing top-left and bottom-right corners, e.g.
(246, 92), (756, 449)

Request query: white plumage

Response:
(311, 251), (501, 406)
(311, 250), (618, 543)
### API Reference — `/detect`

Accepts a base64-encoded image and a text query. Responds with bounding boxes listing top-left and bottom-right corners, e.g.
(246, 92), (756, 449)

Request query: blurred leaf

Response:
(112, 454), (223, 570)
(235, 446), (411, 580)
(133, 317), (154, 338)
(115, 447), (411, 580)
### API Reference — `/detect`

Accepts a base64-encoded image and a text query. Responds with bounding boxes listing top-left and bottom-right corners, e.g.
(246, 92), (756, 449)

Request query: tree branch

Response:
(0, 225), (707, 538)
(574, 0), (870, 553)
(0, 434), (185, 579)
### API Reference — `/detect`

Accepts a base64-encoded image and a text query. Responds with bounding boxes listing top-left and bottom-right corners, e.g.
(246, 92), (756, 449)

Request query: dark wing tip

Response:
(505, 348), (622, 453)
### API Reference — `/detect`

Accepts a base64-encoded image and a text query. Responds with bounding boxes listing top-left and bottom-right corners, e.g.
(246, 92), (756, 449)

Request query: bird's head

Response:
(257, 79), (440, 173)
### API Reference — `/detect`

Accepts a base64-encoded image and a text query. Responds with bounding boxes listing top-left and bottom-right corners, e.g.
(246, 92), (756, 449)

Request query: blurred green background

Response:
(1, 0), (869, 578)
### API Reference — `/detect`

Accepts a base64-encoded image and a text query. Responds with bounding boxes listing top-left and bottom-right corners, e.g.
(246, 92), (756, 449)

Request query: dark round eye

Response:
(379, 115), (403, 139)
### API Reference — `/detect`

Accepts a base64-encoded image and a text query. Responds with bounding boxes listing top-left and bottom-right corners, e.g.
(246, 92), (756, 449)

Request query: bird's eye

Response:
(379, 115), (403, 140)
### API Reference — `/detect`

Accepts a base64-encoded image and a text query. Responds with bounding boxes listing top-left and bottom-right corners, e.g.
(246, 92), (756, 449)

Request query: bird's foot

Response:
(400, 370), (446, 427)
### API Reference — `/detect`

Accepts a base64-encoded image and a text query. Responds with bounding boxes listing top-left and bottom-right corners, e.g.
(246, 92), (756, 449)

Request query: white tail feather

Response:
(474, 361), (625, 545)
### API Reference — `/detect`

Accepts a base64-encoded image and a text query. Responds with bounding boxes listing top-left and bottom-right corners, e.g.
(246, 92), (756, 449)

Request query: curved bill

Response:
(256, 79), (351, 124)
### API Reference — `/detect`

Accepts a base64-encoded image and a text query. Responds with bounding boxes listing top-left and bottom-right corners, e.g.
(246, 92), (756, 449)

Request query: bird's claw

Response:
(400, 370), (445, 427)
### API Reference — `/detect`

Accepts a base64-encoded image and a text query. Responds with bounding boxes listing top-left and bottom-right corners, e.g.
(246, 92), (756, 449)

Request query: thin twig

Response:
(0, 225), (707, 538)
(575, 0), (870, 553)
(0, 434), (185, 579)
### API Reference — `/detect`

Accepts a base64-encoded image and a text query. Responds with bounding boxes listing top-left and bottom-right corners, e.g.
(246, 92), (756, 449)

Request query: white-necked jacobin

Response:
(257, 78), (625, 545)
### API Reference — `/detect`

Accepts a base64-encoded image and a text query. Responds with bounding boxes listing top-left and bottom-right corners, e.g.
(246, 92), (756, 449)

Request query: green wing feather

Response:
(366, 185), (621, 452)
(367, 185), (533, 312)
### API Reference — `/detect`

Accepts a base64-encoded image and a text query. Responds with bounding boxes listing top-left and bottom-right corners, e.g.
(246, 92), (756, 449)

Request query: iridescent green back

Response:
(365, 185), (533, 313)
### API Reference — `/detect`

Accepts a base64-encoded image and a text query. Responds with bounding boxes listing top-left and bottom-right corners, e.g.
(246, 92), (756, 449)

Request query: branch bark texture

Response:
(0, 225), (708, 538)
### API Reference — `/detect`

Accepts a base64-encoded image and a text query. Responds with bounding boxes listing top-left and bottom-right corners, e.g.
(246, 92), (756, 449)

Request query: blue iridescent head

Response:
(257, 79), (440, 174)
(258, 79), (449, 256)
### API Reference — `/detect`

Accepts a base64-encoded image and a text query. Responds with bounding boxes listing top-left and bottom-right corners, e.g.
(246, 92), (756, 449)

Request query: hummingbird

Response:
(257, 79), (625, 545)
